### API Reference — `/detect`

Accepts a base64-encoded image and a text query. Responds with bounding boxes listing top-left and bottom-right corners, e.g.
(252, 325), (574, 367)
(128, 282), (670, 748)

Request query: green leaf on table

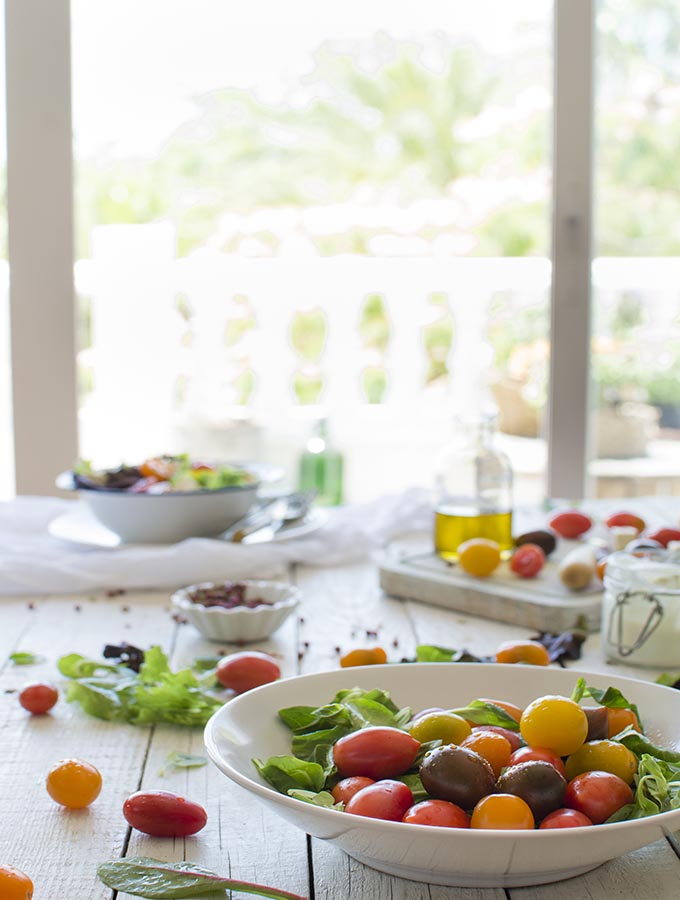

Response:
(253, 755), (326, 794)
(192, 656), (221, 672)
(158, 751), (208, 777)
(8, 651), (45, 666)
(287, 789), (343, 810)
(58, 652), (119, 678)
(656, 672), (680, 689)
(448, 700), (520, 731)
(415, 645), (457, 662)
(97, 856), (308, 899)
(607, 754), (680, 822)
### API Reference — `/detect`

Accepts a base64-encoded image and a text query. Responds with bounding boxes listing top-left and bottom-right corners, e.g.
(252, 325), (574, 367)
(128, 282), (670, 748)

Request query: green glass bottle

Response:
(298, 418), (344, 506)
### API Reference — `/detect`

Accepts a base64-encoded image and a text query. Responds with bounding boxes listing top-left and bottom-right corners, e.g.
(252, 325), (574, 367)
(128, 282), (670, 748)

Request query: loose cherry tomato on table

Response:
(215, 651), (281, 693)
(470, 794), (535, 830)
(548, 510), (593, 539)
(345, 780), (413, 821)
(605, 511), (645, 533)
(564, 770), (634, 824)
(340, 647), (387, 668)
(402, 799), (470, 828)
(539, 808), (593, 829)
(648, 527), (680, 548)
(331, 776), (375, 805)
(495, 640), (550, 666)
(333, 726), (420, 780)
(509, 746), (567, 778)
(520, 695), (588, 757)
(457, 539), (501, 577)
(0, 864), (33, 900)
(510, 544), (546, 578)
(18, 682), (59, 715)
(123, 790), (208, 836)
(46, 758), (102, 809)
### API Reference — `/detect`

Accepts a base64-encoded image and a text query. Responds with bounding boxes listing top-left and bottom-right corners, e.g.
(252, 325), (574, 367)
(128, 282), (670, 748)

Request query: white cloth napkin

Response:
(0, 490), (434, 595)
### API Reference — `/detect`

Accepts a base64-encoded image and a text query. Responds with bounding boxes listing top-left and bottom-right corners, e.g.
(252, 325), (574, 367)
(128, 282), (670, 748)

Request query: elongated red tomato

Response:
(19, 682), (59, 715)
(333, 727), (420, 779)
(345, 780), (413, 821)
(123, 790), (208, 836)
(215, 652), (281, 693)
(548, 510), (592, 539)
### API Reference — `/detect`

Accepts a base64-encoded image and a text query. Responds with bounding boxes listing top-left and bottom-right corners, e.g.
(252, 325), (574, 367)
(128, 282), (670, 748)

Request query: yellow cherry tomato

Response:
(409, 711), (472, 745)
(46, 758), (102, 809)
(457, 539), (501, 577)
(470, 793), (535, 830)
(520, 695), (588, 757)
(565, 740), (638, 785)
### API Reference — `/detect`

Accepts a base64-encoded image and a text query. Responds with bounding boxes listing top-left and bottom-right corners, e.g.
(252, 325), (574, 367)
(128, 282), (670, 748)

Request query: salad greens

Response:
(158, 751), (208, 777)
(571, 677), (641, 726)
(8, 651), (45, 666)
(97, 857), (308, 900)
(608, 755), (680, 822)
(58, 646), (224, 727)
(73, 454), (255, 493)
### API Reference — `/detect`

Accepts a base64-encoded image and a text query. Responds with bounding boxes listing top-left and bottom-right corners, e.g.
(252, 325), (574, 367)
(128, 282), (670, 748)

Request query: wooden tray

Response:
(378, 549), (603, 633)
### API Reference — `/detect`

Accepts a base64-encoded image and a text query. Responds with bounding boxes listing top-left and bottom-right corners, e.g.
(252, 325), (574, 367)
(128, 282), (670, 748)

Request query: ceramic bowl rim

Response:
(172, 581), (301, 616)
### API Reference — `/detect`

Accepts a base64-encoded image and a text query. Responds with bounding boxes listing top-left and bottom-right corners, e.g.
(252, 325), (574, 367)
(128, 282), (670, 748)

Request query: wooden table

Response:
(2, 559), (680, 900)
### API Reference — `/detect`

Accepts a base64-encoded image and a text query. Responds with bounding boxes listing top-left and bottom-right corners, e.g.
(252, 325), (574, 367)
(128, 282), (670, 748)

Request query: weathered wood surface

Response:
(1, 561), (679, 899)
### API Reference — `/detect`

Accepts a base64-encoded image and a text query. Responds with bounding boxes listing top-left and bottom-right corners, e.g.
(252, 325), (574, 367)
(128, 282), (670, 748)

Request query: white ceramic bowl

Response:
(204, 662), (680, 888)
(56, 470), (259, 544)
(172, 580), (300, 642)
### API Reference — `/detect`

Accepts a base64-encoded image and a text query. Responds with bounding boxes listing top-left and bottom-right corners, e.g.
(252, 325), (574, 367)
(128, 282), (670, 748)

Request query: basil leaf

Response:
(616, 729), (680, 764)
(253, 755), (326, 794)
(292, 726), (352, 761)
(278, 705), (319, 731)
(9, 651), (45, 666)
(287, 789), (343, 810)
(448, 700), (520, 731)
(573, 682), (641, 727)
(397, 773), (429, 802)
(97, 856), (307, 899)
(158, 752), (207, 776)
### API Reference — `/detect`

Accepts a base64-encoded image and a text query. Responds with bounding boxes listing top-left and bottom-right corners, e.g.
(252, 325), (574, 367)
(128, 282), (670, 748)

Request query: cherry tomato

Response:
(496, 760), (566, 822)
(471, 724), (524, 752)
(548, 510), (592, 539)
(0, 865), (33, 900)
(410, 706), (445, 722)
(409, 711), (471, 745)
(648, 527), (680, 548)
(333, 727), (420, 780)
(419, 745), (495, 809)
(495, 640), (550, 666)
(340, 647), (387, 668)
(18, 682), (58, 715)
(331, 776), (375, 805)
(596, 557), (608, 581)
(564, 770), (634, 824)
(402, 799), (470, 828)
(46, 758), (102, 809)
(215, 651), (281, 693)
(584, 706), (609, 741)
(123, 790), (208, 836)
(139, 457), (175, 480)
(509, 746), (567, 778)
(470, 794), (535, 830)
(510, 544), (546, 578)
(565, 740), (638, 785)
(539, 808), (593, 829)
(457, 539), (501, 577)
(605, 511), (645, 534)
(345, 780), (413, 821)
(461, 729), (512, 777)
(520, 695), (588, 757)
(607, 707), (641, 738)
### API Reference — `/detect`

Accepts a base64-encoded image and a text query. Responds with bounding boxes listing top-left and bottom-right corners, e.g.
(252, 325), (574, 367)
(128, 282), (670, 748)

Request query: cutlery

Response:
(224, 491), (316, 543)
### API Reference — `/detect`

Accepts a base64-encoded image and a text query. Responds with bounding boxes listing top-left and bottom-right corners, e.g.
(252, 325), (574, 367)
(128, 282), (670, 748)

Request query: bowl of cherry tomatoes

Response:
(204, 662), (680, 888)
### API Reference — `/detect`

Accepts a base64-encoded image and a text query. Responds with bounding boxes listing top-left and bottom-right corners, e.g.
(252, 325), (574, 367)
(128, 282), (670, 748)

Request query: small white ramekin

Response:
(171, 580), (300, 642)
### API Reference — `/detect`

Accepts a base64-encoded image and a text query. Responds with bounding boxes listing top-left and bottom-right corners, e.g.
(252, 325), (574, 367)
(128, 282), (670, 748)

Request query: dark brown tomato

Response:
(584, 706), (609, 742)
(419, 745), (495, 809)
(495, 760), (567, 822)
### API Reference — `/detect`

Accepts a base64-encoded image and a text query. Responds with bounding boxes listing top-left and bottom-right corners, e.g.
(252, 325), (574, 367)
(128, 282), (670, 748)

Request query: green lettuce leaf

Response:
(615, 727), (680, 764)
(287, 789), (343, 810)
(253, 755), (326, 794)
(608, 754), (680, 822)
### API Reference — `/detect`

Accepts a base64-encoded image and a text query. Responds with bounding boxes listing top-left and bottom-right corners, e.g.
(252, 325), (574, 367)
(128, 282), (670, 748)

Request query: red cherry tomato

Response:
(19, 682), (59, 715)
(548, 510), (593, 539)
(564, 771), (633, 824)
(344, 780), (413, 821)
(510, 544), (546, 578)
(604, 511), (645, 534)
(647, 527), (680, 548)
(215, 651), (281, 693)
(540, 808), (593, 829)
(509, 746), (567, 778)
(402, 799), (470, 828)
(333, 727), (420, 780)
(331, 776), (375, 805)
(123, 790), (208, 836)
(471, 724), (524, 752)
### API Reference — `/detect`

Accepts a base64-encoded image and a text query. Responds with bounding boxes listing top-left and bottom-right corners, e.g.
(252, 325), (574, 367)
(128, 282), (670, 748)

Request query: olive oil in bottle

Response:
(434, 414), (513, 561)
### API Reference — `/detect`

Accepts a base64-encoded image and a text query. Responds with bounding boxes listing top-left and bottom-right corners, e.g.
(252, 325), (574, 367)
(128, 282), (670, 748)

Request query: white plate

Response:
(204, 663), (680, 888)
(48, 504), (328, 549)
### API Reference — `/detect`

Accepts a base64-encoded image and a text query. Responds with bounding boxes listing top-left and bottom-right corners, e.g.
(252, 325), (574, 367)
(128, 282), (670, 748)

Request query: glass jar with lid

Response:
(602, 549), (680, 668)
(433, 413), (513, 561)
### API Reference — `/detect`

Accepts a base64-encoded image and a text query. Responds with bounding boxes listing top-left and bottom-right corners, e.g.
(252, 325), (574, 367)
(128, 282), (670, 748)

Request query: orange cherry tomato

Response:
(470, 794), (535, 830)
(457, 539), (501, 577)
(46, 758), (102, 809)
(0, 865), (33, 900)
(461, 729), (512, 777)
(606, 707), (642, 738)
(596, 558), (608, 581)
(495, 640), (550, 666)
(139, 457), (175, 480)
(340, 647), (388, 668)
